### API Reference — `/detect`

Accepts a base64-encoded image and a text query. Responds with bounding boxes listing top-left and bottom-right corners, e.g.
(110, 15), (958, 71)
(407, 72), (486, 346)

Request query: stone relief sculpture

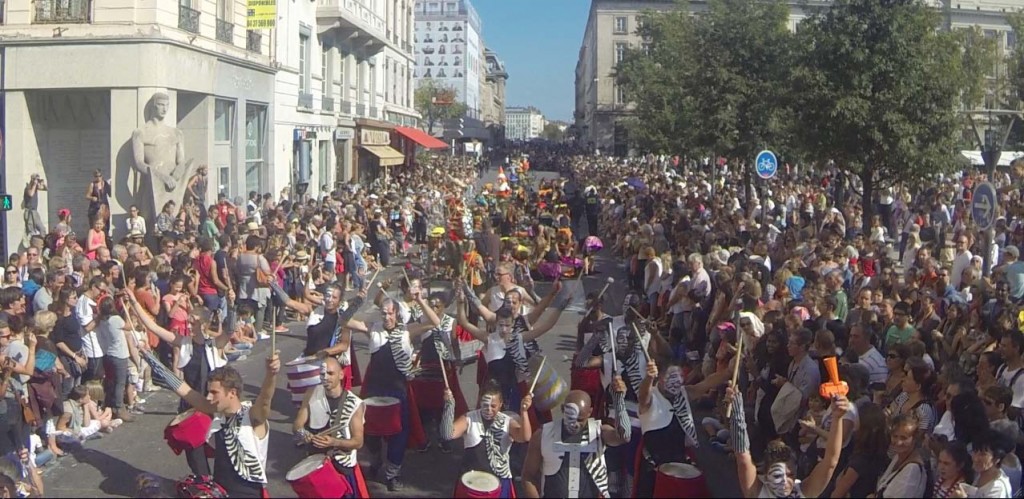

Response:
(130, 92), (194, 221)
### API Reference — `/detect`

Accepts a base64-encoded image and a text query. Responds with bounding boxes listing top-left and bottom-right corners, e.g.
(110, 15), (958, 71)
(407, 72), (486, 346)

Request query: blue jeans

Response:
(200, 293), (223, 315)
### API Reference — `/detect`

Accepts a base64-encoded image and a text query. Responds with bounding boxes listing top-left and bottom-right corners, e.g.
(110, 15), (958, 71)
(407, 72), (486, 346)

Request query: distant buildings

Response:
(575, 0), (1018, 156)
(506, 106), (546, 141)
(482, 49), (509, 143)
(413, 0), (483, 118)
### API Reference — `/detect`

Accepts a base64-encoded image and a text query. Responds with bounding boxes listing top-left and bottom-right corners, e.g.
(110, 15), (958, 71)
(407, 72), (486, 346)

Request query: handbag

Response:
(254, 254), (275, 288)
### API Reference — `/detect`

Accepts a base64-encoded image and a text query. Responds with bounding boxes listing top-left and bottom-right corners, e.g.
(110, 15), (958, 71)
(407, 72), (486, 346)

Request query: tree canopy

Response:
(414, 80), (468, 134)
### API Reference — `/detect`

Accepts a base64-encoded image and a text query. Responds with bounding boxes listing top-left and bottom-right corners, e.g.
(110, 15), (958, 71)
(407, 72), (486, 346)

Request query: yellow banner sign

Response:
(246, 0), (276, 29)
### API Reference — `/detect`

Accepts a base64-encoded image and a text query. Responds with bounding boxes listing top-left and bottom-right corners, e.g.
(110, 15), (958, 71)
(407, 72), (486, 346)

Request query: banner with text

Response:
(246, 0), (276, 29)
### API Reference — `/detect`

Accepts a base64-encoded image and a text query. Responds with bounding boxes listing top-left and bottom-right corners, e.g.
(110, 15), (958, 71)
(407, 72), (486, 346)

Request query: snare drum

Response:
(528, 355), (568, 413)
(654, 462), (709, 498)
(363, 396), (402, 437)
(453, 470), (501, 498)
(286, 455), (351, 498)
(164, 409), (212, 455)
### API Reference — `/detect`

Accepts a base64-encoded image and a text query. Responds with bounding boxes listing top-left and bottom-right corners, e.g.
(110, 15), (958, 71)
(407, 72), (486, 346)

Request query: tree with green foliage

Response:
(541, 123), (565, 142)
(792, 0), (982, 229)
(414, 80), (468, 135)
(615, 8), (698, 155)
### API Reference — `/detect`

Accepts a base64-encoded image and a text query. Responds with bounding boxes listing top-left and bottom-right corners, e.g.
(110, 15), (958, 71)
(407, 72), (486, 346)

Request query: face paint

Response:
(765, 462), (793, 497)
(661, 367), (684, 397)
(479, 394), (497, 420)
(562, 402), (583, 435)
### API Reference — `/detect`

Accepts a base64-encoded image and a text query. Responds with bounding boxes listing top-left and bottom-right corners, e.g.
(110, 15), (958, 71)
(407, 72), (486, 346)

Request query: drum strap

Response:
(329, 392), (360, 468)
(386, 328), (414, 378)
(667, 390), (700, 449)
(430, 315), (458, 363)
(218, 404), (267, 483)
(482, 414), (512, 479)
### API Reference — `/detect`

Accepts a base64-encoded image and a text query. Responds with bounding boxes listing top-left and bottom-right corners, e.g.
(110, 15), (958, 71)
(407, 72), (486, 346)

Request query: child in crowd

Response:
(224, 303), (256, 362)
(54, 385), (122, 444)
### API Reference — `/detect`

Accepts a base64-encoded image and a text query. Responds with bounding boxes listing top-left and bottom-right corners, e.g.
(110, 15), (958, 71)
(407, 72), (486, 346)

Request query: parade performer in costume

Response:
(633, 357), (733, 497)
(343, 291), (441, 491)
(440, 381), (532, 498)
(374, 275), (424, 326)
(521, 387), (629, 499)
(141, 351), (279, 498)
(412, 292), (468, 452)
(571, 293), (610, 421)
(457, 281), (567, 426)
(271, 282), (364, 404)
(573, 292), (669, 493)
(127, 293), (230, 477)
(727, 383), (848, 498)
(293, 356), (369, 498)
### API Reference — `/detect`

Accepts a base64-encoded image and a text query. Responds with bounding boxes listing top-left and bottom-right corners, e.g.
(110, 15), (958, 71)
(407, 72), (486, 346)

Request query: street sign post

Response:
(755, 150), (778, 180)
(972, 182), (997, 230)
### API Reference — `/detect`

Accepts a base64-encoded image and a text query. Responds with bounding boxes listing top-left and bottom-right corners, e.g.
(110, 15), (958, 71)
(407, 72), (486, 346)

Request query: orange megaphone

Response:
(819, 356), (849, 399)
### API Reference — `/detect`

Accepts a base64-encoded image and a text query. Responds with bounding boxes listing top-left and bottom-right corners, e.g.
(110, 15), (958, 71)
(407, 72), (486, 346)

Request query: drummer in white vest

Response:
(269, 281), (365, 404)
(522, 388), (629, 499)
(293, 356), (369, 498)
(440, 380), (532, 497)
(343, 293), (441, 492)
(127, 294), (230, 478)
(633, 357), (732, 497)
(576, 292), (669, 495)
(140, 350), (279, 498)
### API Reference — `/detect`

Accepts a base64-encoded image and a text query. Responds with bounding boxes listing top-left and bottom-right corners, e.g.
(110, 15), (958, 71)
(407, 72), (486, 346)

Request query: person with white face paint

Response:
(522, 387), (629, 499)
(342, 292), (441, 492)
(412, 292), (468, 454)
(439, 381), (532, 497)
(726, 383), (849, 498)
(292, 356), (369, 498)
(633, 358), (732, 497)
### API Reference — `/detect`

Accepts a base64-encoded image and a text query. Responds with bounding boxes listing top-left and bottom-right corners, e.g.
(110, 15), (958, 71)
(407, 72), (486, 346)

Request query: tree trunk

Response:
(860, 167), (875, 235)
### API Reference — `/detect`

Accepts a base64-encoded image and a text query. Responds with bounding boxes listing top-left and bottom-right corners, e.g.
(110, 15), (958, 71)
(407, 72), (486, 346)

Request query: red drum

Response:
(286, 455), (351, 498)
(363, 396), (402, 436)
(164, 409), (212, 455)
(453, 471), (500, 498)
(654, 462), (709, 498)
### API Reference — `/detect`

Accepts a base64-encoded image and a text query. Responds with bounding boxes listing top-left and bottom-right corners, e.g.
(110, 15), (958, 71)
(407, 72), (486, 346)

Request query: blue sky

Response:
(473, 0), (589, 122)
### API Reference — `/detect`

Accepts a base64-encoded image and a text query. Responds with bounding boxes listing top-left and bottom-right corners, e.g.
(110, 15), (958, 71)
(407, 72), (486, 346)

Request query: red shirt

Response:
(217, 202), (232, 228)
(194, 253), (218, 296)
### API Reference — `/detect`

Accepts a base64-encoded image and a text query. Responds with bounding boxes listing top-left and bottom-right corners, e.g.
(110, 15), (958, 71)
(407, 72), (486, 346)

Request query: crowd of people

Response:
(2, 138), (1024, 499)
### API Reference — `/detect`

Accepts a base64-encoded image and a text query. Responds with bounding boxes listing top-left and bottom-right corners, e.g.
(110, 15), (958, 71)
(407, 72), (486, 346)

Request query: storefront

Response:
(392, 126), (448, 166)
(354, 119), (403, 184)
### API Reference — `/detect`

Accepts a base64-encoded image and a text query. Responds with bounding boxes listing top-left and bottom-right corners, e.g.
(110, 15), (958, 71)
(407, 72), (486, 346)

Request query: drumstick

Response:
(725, 331), (745, 418)
(270, 308), (276, 355)
(401, 267), (411, 288)
(630, 322), (647, 365)
(584, 277), (615, 316)
(528, 355), (546, 395)
(439, 349), (450, 391)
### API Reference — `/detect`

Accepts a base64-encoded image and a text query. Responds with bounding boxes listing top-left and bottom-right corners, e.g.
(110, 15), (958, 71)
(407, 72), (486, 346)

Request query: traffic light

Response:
(0, 195), (11, 212)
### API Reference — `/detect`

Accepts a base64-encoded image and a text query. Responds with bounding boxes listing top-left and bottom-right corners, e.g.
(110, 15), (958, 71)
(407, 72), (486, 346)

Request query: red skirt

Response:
(570, 363), (605, 421)
(411, 361), (469, 416)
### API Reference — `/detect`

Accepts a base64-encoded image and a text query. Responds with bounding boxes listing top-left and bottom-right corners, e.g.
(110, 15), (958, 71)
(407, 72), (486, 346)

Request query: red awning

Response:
(395, 126), (448, 149)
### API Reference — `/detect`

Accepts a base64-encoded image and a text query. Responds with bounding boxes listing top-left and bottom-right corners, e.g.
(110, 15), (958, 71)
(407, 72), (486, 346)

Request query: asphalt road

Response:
(42, 168), (740, 498)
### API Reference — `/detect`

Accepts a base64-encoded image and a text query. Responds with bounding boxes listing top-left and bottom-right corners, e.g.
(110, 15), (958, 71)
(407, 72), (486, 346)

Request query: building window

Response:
(1008, 30), (1017, 49)
(635, 15), (645, 31)
(245, 103), (268, 194)
(214, 99), (235, 142)
(299, 33), (310, 95)
(322, 47), (332, 107)
(218, 167), (230, 197)
(615, 84), (626, 105)
(613, 16), (627, 34)
(615, 42), (627, 64)
(642, 43), (652, 56)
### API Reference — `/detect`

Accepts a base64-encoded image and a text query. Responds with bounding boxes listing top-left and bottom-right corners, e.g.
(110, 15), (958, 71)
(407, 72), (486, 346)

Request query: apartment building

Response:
(574, 0), (1017, 156)
(505, 106), (545, 142)
(0, 0), (275, 252)
(413, 0), (483, 118)
(285, 0), (419, 195)
(482, 48), (509, 143)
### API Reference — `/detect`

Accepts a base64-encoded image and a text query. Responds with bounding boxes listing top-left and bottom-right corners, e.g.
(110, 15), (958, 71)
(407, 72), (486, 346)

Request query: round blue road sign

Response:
(972, 181), (997, 230)
(755, 150), (778, 180)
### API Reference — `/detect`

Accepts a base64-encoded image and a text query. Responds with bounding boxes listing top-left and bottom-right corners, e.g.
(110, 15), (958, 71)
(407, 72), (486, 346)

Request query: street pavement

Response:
(42, 168), (740, 497)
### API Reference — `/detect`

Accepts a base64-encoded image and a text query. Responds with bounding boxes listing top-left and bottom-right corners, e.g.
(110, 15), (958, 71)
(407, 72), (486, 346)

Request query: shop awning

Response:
(361, 145), (405, 166)
(395, 126), (448, 149)
(960, 150), (1024, 167)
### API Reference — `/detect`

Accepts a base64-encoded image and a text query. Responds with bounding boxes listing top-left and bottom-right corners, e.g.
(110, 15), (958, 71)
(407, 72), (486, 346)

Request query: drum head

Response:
(461, 471), (499, 491)
(286, 356), (318, 367)
(659, 462), (701, 479)
(286, 455), (327, 481)
(169, 409), (197, 426)
(365, 396), (400, 406)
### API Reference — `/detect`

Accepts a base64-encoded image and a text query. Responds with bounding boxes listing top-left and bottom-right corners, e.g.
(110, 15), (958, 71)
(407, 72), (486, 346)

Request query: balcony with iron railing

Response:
(340, 100), (353, 114)
(215, 18), (233, 43)
(322, 97), (335, 112)
(298, 92), (313, 109)
(369, 106), (378, 118)
(35, 0), (91, 24)
(179, 4), (200, 33)
(355, 103), (366, 116)
(246, 30), (262, 53)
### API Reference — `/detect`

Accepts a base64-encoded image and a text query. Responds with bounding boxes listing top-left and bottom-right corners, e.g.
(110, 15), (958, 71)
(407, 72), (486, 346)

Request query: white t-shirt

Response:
(997, 365), (1024, 409)
(951, 250), (973, 289)
(320, 231), (336, 265)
